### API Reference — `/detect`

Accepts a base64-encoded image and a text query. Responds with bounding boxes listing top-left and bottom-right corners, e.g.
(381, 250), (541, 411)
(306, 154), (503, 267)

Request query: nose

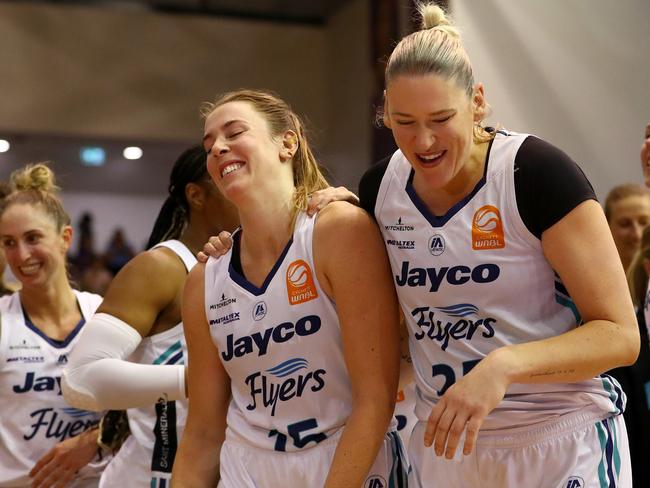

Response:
(632, 221), (646, 242)
(209, 137), (230, 157)
(413, 125), (436, 152)
(16, 241), (30, 261)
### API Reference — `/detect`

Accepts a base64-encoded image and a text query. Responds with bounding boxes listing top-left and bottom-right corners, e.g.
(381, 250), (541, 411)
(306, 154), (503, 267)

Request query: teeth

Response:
(420, 151), (444, 161)
(20, 264), (40, 275)
(221, 162), (244, 177)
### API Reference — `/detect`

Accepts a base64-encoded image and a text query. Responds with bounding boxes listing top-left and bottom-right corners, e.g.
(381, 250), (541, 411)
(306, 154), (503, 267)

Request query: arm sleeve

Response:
(514, 136), (597, 239)
(358, 156), (391, 218)
(62, 313), (186, 411)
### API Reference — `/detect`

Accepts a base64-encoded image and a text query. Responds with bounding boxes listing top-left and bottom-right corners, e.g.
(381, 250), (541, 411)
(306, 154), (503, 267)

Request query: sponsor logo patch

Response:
(286, 260), (318, 305)
(472, 205), (505, 250)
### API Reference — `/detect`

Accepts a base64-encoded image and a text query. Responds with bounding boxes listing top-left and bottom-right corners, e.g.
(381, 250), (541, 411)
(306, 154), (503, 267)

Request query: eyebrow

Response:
(391, 109), (455, 117)
(203, 119), (246, 142)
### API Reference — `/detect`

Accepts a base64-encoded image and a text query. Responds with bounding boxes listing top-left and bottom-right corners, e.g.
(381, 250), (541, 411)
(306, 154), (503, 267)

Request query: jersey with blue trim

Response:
(99, 240), (194, 488)
(205, 212), (354, 452)
(0, 290), (104, 487)
(375, 131), (625, 431)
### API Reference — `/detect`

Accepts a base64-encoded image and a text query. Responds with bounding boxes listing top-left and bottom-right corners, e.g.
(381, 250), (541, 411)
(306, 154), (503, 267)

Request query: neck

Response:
(237, 186), (295, 261)
(19, 276), (76, 323)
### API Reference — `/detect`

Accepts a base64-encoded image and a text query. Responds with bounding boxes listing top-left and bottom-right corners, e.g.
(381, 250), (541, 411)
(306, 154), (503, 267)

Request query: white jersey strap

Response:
(152, 240), (197, 272)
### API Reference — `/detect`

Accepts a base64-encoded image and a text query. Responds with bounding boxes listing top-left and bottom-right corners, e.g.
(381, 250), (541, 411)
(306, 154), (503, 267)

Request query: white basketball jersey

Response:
(99, 240), (195, 488)
(376, 131), (625, 431)
(206, 212), (354, 452)
(0, 290), (104, 487)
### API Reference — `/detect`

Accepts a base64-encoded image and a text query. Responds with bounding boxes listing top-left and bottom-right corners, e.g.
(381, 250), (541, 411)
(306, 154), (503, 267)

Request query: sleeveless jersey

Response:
(0, 290), (104, 487)
(375, 131), (625, 431)
(99, 240), (195, 488)
(205, 212), (354, 452)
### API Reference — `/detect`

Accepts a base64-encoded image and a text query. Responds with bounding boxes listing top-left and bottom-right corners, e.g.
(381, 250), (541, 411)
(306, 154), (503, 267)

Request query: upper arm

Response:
(542, 200), (637, 338)
(358, 157), (390, 217)
(96, 248), (185, 337)
(182, 264), (230, 430)
(514, 136), (596, 238)
(314, 202), (400, 402)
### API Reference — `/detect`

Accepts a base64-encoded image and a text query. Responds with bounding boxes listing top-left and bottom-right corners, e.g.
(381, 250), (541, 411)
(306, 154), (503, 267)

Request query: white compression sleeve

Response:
(62, 312), (186, 411)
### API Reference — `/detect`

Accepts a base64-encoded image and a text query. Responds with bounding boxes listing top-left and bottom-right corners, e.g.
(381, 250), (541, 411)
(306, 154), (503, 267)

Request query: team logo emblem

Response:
(428, 234), (445, 255)
(253, 301), (267, 321)
(472, 205), (505, 250)
(565, 477), (584, 488)
(364, 476), (387, 488)
(286, 259), (318, 305)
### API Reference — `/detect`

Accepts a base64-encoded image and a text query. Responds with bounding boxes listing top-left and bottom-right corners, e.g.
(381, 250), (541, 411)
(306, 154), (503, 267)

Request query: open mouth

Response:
(416, 150), (446, 165)
(19, 263), (41, 276)
(220, 161), (245, 178)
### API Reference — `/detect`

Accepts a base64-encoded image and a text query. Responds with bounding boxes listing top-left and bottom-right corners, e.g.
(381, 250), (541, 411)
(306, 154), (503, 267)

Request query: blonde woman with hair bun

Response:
(0, 163), (108, 487)
(356, 1), (638, 486)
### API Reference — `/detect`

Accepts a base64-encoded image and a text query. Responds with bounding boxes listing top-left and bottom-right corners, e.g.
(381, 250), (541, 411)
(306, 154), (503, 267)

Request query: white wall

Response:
(453, 0), (650, 200)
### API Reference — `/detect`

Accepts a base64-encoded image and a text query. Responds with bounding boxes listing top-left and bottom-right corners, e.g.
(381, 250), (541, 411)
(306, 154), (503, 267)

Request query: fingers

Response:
(29, 449), (55, 477)
(424, 403), (443, 447)
(307, 187), (360, 216)
(201, 232), (233, 259)
(424, 399), (485, 459)
(463, 416), (483, 456)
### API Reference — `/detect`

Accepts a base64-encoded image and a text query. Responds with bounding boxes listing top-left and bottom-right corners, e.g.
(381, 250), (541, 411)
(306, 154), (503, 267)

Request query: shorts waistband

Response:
(475, 409), (614, 449)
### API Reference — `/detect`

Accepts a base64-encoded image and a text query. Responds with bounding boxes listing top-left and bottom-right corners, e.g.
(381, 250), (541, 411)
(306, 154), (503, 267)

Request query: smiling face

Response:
(384, 73), (485, 194)
(203, 101), (292, 206)
(0, 202), (71, 289)
(608, 194), (650, 269)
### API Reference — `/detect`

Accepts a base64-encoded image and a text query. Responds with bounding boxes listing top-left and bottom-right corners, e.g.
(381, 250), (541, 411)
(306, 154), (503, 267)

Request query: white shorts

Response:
(218, 430), (408, 488)
(408, 411), (631, 488)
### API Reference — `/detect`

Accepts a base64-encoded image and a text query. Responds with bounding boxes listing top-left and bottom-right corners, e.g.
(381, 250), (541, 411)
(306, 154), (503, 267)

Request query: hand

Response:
(30, 428), (99, 488)
(197, 231), (233, 263)
(641, 135), (650, 188)
(424, 351), (511, 459)
(307, 186), (359, 216)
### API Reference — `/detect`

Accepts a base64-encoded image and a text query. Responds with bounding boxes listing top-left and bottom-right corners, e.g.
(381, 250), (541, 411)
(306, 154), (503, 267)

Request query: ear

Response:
(382, 91), (392, 129)
(280, 130), (299, 162)
(185, 182), (206, 211)
(472, 83), (487, 122)
(61, 226), (73, 253)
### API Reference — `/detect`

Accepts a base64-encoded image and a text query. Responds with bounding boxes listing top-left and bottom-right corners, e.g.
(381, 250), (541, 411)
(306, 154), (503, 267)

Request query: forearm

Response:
(62, 313), (186, 411)
(324, 400), (394, 488)
(493, 319), (640, 385)
(172, 428), (224, 487)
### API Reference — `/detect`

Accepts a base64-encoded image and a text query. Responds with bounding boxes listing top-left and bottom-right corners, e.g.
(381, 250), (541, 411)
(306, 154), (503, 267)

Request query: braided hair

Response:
(145, 146), (209, 249)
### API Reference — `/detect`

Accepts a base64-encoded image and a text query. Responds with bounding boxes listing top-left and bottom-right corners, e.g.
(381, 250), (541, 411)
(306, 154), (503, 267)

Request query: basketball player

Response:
(172, 90), (407, 487)
(61, 146), (239, 487)
(358, 3), (639, 487)
(0, 163), (106, 487)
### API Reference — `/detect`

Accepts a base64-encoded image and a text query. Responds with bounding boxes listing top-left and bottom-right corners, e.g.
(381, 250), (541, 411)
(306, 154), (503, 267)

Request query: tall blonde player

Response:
(358, 3), (639, 487)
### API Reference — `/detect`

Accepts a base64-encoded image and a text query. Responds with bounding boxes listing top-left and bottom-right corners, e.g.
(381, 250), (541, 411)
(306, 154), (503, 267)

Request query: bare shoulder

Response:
(314, 201), (377, 242)
(98, 246), (188, 317)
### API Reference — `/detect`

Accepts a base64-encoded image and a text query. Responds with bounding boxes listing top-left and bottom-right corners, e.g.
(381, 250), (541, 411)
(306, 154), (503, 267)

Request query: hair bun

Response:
(11, 163), (59, 193)
(419, 3), (460, 38)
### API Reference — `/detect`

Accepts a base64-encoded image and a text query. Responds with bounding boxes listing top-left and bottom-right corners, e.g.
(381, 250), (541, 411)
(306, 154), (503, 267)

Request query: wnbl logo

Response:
(364, 476), (386, 488)
(565, 477), (584, 488)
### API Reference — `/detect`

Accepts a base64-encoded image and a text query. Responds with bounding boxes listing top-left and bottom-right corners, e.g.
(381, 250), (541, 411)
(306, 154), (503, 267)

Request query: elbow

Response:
(61, 370), (104, 412)
(618, 322), (641, 367)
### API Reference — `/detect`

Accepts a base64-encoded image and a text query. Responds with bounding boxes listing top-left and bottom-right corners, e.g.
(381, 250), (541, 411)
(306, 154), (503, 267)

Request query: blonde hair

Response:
(382, 2), (492, 142)
(0, 163), (71, 231)
(604, 183), (649, 222)
(627, 225), (650, 307)
(201, 89), (329, 217)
